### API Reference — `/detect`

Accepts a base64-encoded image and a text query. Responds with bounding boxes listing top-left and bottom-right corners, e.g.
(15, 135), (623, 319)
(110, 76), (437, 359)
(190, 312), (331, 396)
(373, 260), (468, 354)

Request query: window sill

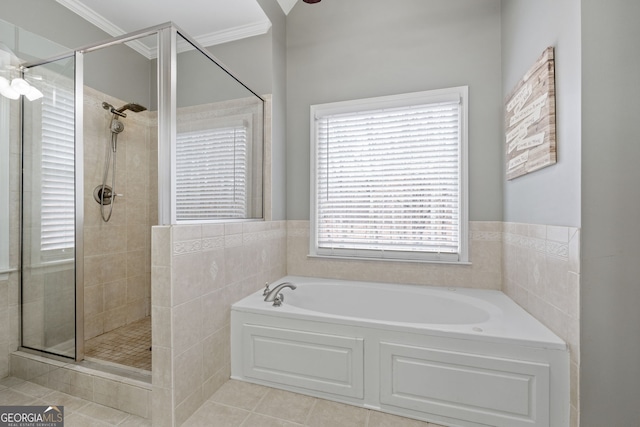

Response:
(306, 254), (471, 266)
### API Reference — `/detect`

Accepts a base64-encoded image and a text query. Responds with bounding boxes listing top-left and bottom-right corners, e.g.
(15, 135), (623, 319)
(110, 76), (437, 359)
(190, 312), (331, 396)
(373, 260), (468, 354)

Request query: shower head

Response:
(116, 102), (147, 114)
(102, 101), (147, 118)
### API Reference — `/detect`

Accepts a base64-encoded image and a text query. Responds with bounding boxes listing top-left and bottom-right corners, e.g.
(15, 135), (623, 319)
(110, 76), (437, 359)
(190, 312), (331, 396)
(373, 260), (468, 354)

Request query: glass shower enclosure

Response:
(19, 23), (264, 363)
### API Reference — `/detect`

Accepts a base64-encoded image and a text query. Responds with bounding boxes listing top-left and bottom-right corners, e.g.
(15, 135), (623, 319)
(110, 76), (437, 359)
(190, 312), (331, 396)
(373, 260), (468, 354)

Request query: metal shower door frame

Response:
(20, 21), (266, 362)
(20, 23), (168, 362)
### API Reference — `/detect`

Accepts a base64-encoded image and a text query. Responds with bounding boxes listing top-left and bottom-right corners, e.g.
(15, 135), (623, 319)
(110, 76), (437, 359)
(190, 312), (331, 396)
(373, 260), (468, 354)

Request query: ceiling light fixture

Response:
(303, 0), (321, 3)
(0, 43), (43, 101)
(0, 76), (20, 100)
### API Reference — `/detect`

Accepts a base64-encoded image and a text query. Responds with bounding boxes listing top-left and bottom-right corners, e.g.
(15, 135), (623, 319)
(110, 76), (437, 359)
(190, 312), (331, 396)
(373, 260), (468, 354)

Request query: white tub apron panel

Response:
(231, 276), (569, 427)
(242, 324), (364, 398)
(379, 342), (550, 427)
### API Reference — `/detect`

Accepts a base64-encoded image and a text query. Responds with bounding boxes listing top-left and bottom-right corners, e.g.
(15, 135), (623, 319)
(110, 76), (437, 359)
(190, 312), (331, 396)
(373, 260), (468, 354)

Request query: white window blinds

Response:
(0, 96), (9, 273)
(176, 125), (248, 221)
(41, 85), (75, 256)
(311, 87), (468, 262)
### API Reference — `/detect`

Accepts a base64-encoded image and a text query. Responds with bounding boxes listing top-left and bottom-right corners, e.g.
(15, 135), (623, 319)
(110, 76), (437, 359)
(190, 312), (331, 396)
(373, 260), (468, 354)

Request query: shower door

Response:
(21, 54), (78, 359)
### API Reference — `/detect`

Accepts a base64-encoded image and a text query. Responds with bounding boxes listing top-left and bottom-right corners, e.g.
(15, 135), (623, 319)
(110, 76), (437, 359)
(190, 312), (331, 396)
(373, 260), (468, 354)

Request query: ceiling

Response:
(55, 0), (299, 58)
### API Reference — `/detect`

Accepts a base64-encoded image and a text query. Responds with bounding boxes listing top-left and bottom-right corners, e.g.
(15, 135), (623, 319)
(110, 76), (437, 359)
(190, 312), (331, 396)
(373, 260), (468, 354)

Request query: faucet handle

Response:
(272, 294), (283, 307)
(262, 282), (270, 296)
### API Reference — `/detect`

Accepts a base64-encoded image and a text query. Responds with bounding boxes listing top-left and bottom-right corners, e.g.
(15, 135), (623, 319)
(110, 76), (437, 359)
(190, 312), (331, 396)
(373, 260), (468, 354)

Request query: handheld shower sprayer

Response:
(95, 100), (147, 222)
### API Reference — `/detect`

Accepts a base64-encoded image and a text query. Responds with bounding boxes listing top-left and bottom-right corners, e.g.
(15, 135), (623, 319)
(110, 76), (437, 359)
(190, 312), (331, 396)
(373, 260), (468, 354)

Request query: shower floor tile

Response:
(84, 316), (151, 371)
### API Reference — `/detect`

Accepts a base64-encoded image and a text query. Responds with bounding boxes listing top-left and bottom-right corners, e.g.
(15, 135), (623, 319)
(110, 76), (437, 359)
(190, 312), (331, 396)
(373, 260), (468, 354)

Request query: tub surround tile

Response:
(287, 221), (502, 290)
(502, 222), (580, 427)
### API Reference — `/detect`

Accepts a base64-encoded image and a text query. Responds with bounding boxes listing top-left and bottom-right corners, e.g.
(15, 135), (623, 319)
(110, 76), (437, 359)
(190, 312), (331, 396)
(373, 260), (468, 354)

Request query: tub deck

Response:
(231, 276), (569, 427)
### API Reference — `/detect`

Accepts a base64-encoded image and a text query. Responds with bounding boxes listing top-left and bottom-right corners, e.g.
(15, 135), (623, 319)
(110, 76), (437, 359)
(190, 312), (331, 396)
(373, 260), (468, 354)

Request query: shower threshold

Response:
(10, 350), (151, 418)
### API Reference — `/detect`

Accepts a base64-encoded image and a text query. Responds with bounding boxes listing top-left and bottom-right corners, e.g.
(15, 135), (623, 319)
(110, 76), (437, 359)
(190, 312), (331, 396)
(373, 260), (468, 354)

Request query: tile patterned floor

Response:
(84, 316), (151, 371)
(183, 380), (446, 427)
(0, 376), (446, 426)
(0, 376), (150, 426)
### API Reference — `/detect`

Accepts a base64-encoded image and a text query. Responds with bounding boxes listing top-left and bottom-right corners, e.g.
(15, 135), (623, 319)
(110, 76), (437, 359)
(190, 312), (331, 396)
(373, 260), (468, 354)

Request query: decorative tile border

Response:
(469, 231), (502, 241)
(503, 232), (569, 261)
(202, 236), (225, 251)
(172, 223), (286, 256)
(173, 239), (202, 256)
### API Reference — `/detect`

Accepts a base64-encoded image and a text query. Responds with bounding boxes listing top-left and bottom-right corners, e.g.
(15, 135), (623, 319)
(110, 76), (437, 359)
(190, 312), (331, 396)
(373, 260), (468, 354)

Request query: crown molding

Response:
(194, 20), (272, 48)
(55, 0), (153, 58)
(56, 0), (271, 60)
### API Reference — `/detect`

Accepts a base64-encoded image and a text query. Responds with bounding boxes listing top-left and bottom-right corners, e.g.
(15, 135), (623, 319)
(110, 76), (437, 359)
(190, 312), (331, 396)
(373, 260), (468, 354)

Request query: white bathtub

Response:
(231, 276), (569, 427)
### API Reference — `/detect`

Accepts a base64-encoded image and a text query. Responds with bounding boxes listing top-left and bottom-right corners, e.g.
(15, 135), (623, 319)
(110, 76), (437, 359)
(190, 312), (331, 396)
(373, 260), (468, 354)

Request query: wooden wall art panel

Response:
(505, 46), (556, 180)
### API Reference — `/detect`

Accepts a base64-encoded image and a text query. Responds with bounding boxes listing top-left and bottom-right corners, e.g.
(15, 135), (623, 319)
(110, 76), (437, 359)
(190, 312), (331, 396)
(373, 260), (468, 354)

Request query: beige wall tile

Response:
(502, 222), (580, 424)
(94, 377), (119, 408)
(287, 221), (502, 290)
(174, 343), (203, 405)
(172, 299), (202, 353)
(152, 227), (172, 268)
(117, 383), (150, 418)
(151, 386), (174, 427)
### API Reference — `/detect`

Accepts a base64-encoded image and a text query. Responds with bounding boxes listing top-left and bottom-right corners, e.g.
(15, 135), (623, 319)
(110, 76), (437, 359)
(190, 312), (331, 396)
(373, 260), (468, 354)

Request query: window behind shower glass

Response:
(175, 34), (264, 222)
(0, 95), (9, 278)
(310, 86), (469, 263)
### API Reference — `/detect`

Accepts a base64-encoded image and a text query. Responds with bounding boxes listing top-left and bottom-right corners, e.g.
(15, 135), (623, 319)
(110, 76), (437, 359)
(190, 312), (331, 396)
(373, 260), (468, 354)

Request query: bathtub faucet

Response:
(264, 281), (297, 306)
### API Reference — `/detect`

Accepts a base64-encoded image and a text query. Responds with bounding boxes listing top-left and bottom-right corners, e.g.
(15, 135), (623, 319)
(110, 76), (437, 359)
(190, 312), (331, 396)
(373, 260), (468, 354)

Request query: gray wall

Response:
(1, 0), (152, 107)
(255, 0), (288, 221)
(501, 0), (581, 227)
(285, 0), (503, 220)
(207, 31), (273, 97)
(581, 1), (640, 426)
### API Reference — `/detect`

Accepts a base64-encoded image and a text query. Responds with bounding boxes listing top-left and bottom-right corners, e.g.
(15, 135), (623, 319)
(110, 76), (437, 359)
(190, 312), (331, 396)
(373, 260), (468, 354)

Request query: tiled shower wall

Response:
(83, 86), (156, 340)
(502, 222), (580, 427)
(151, 221), (287, 426)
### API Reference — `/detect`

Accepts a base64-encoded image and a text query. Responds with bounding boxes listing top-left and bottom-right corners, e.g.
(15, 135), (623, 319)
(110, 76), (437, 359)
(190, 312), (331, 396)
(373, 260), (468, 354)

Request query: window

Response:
(0, 95), (9, 277)
(310, 87), (469, 263)
(39, 83), (75, 260)
(175, 122), (249, 221)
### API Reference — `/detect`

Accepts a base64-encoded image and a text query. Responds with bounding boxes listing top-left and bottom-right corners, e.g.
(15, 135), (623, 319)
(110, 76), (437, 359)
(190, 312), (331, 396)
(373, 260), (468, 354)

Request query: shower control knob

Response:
(94, 185), (113, 205)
